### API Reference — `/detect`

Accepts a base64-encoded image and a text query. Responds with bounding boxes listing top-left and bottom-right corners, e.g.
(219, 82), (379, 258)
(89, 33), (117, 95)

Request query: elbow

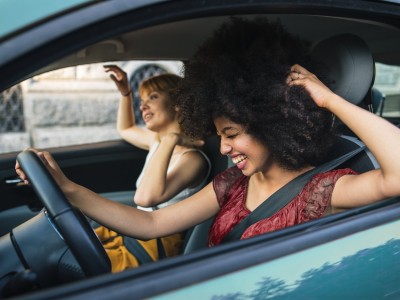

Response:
(117, 127), (124, 136)
(118, 128), (135, 143)
(384, 182), (400, 199)
(378, 174), (400, 199)
(118, 128), (129, 138)
(134, 192), (158, 207)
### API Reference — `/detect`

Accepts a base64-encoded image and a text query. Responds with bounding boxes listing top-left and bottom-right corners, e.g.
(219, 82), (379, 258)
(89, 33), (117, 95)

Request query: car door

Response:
(0, 140), (146, 236)
(0, 0), (166, 237)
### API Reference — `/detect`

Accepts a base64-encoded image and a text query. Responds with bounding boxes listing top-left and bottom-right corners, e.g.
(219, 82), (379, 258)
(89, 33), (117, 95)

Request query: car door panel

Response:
(0, 140), (146, 236)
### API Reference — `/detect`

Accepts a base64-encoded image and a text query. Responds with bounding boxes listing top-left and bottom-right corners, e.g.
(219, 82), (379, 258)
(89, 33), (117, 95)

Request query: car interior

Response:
(1, 7), (400, 298)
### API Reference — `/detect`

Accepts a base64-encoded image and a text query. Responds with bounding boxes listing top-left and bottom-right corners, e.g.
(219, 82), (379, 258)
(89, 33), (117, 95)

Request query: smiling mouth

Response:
(143, 113), (153, 122)
(232, 155), (247, 165)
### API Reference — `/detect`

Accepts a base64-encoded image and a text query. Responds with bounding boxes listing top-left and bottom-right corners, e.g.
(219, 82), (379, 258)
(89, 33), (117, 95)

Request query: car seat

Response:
(371, 87), (386, 116)
(183, 135), (229, 254)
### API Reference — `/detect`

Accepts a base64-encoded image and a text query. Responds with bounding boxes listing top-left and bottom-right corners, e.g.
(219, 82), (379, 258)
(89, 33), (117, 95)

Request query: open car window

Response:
(2, 60), (399, 154)
(374, 63), (400, 120)
(0, 60), (183, 154)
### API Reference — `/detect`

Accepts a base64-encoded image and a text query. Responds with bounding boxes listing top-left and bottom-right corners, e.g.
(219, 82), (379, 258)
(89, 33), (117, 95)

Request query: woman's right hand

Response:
(104, 65), (131, 96)
(15, 149), (73, 192)
(167, 133), (205, 148)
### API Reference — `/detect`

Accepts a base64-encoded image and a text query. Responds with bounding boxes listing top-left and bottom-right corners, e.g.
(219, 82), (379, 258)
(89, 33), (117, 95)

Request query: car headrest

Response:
(203, 135), (229, 181)
(312, 34), (374, 105)
(371, 87), (385, 113)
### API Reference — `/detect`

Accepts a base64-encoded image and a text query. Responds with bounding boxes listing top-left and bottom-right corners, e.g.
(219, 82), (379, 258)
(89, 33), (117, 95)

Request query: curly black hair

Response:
(177, 17), (336, 170)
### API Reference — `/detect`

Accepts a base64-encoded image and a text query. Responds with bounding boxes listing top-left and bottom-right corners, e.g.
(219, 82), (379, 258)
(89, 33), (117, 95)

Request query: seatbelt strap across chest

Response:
(221, 146), (366, 243)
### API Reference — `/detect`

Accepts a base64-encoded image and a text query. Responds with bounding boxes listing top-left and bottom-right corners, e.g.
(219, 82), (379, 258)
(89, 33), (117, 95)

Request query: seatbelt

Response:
(221, 145), (366, 244)
(123, 237), (154, 265)
(123, 205), (167, 265)
(123, 236), (167, 265)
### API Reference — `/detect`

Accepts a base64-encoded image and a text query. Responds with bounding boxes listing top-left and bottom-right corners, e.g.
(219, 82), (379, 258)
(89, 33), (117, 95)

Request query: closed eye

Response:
(226, 134), (238, 139)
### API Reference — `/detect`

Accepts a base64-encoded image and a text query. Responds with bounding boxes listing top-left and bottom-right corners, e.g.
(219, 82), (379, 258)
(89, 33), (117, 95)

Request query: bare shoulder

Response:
(180, 148), (210, 167)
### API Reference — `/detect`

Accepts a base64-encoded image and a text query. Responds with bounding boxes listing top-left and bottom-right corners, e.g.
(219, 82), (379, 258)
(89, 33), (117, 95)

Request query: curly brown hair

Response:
(177, 17), (336, 170)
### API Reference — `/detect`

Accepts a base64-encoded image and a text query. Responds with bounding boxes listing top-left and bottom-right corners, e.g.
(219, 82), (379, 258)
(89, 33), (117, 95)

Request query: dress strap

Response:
(169, 149), (211, 188)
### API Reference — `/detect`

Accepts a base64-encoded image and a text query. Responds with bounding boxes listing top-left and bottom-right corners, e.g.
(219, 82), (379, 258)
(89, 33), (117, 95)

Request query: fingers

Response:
(104, 65), (129, 95)
(192, 139), (205, 147)
(103, 65), (126, 75)
(39, 151), (59, 171)
(109, 73), (119, 83)
(286, 64), (313, 85)
(14, 149), (51, 185)
(103, 64), (120, 71)
(290, 64), (309, 75)
(15, 160), (28, 184)
(287, 71), (300, 83)
(184, 138), (205, 148)
(286, 71), (306, 85)
(172, 133), (204, 148)
(104, 65), (126, 79)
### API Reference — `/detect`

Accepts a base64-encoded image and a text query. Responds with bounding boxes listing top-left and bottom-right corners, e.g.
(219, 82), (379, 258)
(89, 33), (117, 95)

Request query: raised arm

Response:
(15, 150), (219, 239)
(289, 64), (400, 208)
(104, 65), (156, 150)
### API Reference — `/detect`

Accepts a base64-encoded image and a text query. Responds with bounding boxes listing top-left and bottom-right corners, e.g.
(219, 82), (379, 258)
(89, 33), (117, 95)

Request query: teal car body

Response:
(156, 219), (400, 299)
(0, 0), (93, 38)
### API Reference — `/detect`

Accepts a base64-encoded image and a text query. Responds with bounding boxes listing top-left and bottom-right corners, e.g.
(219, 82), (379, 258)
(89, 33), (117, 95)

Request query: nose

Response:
(140, 100), (149, 111)
(220, 138), (232, 155)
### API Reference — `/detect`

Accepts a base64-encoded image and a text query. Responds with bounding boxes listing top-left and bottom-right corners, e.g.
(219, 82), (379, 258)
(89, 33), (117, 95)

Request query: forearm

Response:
(134, 134), (178, 206)
(117, 93), (136, 133)
(328, 95), (400, 182)
(65, 181), (156, 239)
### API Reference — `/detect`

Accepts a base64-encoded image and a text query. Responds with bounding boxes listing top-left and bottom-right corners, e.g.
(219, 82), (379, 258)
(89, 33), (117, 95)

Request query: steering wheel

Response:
(16, 150), (110, 277)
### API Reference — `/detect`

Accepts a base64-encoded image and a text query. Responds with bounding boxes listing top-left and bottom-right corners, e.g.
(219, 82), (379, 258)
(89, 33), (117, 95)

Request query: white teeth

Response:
(232, 155), (247, 164)
(143, 113), (153, 121)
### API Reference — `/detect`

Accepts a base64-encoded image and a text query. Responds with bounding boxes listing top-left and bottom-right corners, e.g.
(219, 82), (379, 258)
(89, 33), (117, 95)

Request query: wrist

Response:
(62, 180), (79, 197)
(121, 90), (132, 97)
(324, 93), (345, 111)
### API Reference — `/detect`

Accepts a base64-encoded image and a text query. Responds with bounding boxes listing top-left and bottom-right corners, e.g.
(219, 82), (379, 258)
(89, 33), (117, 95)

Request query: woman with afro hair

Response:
(16, 18), (400, 248)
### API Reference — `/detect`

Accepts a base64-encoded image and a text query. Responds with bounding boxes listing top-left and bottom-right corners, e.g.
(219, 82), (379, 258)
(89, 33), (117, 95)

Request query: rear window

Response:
(373, 63), (400, 119)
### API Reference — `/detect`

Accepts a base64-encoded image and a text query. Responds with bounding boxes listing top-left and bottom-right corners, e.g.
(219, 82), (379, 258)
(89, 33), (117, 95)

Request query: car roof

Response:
(0, 0), (93, 39)
(0, 1), (400, 90)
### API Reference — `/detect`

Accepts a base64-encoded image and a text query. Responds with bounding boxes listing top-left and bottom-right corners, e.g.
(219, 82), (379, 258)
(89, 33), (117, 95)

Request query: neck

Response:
(157, 122), (181, 139)
(252, 164), (313, 192)
(246, 165), (313, 211)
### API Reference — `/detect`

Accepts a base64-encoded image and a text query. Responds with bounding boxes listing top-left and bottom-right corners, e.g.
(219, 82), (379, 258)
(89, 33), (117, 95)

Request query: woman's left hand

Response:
(287, 64), (338, 109)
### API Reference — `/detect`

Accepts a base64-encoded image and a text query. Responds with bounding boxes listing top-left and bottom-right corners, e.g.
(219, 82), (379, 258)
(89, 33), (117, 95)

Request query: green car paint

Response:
(155, 220), (400, 299)
(0, 0), (94, 38)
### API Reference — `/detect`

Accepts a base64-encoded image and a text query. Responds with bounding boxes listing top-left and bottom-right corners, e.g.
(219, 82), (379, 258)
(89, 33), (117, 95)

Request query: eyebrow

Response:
(219, 127), (239, 135)
(140, 91), (159, 101)
(146, 91), (159, 97)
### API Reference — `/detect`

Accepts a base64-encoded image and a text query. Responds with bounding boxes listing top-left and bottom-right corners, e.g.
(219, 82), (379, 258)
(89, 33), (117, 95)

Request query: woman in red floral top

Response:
(208, 164), (354, 246)
(16, 18), (400, 248)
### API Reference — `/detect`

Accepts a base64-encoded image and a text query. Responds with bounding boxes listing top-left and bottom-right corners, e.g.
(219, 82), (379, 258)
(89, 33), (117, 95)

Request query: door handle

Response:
(5, 176), (23, 185)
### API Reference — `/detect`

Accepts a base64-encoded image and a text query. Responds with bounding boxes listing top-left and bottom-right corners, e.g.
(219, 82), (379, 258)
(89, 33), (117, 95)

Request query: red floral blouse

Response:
(208, 166), (356, 247)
